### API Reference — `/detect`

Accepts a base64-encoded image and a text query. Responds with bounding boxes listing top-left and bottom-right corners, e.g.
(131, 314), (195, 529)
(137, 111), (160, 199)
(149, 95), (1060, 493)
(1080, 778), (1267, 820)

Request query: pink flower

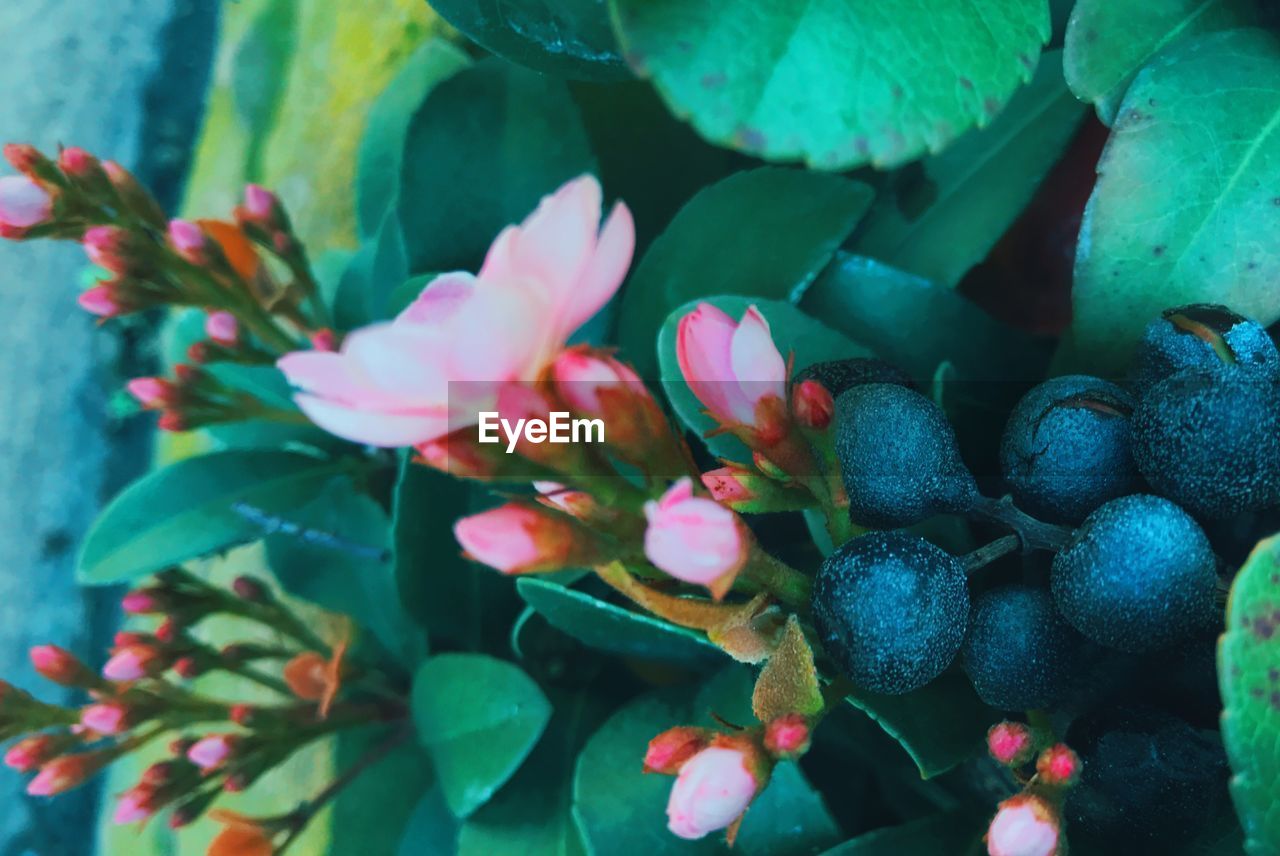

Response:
(987, 721), (1034, 767)
(534, 481), (597, 518)
(168, 219), (206, 261)
(243, 184), (278, 223)
(644, 726), (710, 775)
(676, 303), (787, 439)
(126, 377), (172, 409)
(4, 735), (60, 772)
(103, 644), (163, 681)
(30, 645), (94, 687)
(77, 283), (122, 317)
(644, 478), (747, 597)
(550, 347), (644, 416)
(763, 714), (811, 758)
(27, 753), (108, 796)
(0, 175), (52, 228)
(58, 147), (97, 178)
(81, 702), (133, 735)
(188, 735), (237, 770)
(454, 503), (586, 575)
(987, 795), (1061, 856)
(205, 311), (239, 345)
(277, 175), (633, 448)
(112, 786), (155, 824)
(665, 746), (760, 841)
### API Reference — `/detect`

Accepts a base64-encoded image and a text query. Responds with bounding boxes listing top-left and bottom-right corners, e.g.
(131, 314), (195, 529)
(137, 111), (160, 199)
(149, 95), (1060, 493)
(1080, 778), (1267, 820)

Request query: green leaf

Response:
(430, 0), (628, 82)
(78, 450), (346, 584)
(1065, 28), (1280, 373)
(1064, 0), (1257, 124)
(844, 670), (995, 779)
(398, 57), (597, 273)
(516, 577), (725, 666)
(331, 729), (435, 856)
(412, 653), (553, 819)
(657, 296), (871, 460)
(399, 786), (460, 856)
(573, 668), (840, 855)
(618, 168), (873, 377)
(849, 50), (1085, 287)
(229, 0), (296, 180)
(818, 813), (984, 855)
(1219, 534), (1280, 854)
(357, 38), (470, 237)
(609, 0), (1051, 169)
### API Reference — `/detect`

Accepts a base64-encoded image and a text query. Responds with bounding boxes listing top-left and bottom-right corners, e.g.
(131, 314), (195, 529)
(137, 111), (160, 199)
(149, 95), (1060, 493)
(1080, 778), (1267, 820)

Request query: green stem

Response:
(742, 548), (811, 611)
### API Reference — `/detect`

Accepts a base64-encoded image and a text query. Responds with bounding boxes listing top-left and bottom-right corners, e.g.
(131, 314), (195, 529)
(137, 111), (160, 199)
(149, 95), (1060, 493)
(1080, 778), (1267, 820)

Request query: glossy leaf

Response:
(819, 813), (984, 855)
(330, 730), (435, 856)
(850, 51), (1085, 287)
(412, 653), (552, 819)
(78, 451), (346, 584)
(1219, 534), (1280, 854)
(618, 168), (872, 377)
(398, 57), (597, 273)
(1066, 28), (1280, 372)
(399, 786), (460, 856)
(1064, 0), (1257, 124)
(609, 0), (1051, 169)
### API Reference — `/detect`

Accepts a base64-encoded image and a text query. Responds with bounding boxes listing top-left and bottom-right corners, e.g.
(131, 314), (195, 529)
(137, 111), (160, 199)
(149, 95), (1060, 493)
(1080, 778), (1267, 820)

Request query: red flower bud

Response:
(172, 656), (203, 679)
(30, 645), (97, 688)
(83, 225), (145, 275)
(121, 588), (166, 615)
(791, 378), (834, 430)
(57, 147), (100, 180)
(987, 721), (1035, 767)
(644, 726), (712, 775)
(102, 644), (166, 682)
(763, 714), (811, 758)
(1035, 743), (1081, 788)
(80, 701), (139, 735)
(454, 503), (595, 575)
(4, 734), (65, 772)
(4, 143), (47, 177)
(113, 783), (159, 825)
(231, 576), (270, 603)
(187, 734), (238, 771)
(126, 377), (173, 410)
(27, 750), (111, 796)
(229, 704), (257, 727)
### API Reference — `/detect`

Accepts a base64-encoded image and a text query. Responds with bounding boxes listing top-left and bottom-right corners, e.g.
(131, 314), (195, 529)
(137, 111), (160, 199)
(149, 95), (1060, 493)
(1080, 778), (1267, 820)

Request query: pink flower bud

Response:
(665, 746), (760, 841)
(416, 430), (500, 480)
(27, 751), (110, 796)
(700, 465), (757, 506)
(121, 588), (165, 614)
(77, 283), (122, 317)
(643, 478), (748, 598)
(986, 794), (1061, 856)
(550, 348), (645, 417)
(1035, 744), (1080, 787)
(126, 377), (173, 410)
(83, 225), (139, 275)
(187, 735), (237, 770)
(454, 503), (587, 575)
(791, 378), (834, 430)
(168, 219), (207, 262)
(243, 184), (278, 222)
(103, 644), (164, 682)
(57, 147), (97, 178)
(0, 175), (52, 229)
(112, 785), (156, 824)
(5, 735), (61, 772)
(4, 143), (45, 176)
(158, 411), (189, 432)
(987, 721), (1035, 767)
(309, 328), (337, 351)
(644, 726), (711, 775)
(81, 701), (134, 735)
(534, 481), (597, 518)
(231, 576), (270, 603)
(676, 303), (788, 443)
(205, 311), (239, 346)
(763, 714), (811, 758)
(30, 645), (96, 687)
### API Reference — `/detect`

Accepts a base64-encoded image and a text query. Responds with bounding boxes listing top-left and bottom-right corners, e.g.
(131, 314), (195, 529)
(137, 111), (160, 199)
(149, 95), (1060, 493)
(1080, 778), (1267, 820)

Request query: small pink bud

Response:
(57, 147), (97, 178)
(158, 411), (189, 432)
(1035, 744), (1080, 787)
(172, 656), (202, 679)
(121, 589), (164, 614)
(167, 219), (207, 262)
(454, 503), (588, 575)
(534, 481), (597, 518)
(700, 465), (757, 506)
(4, 143), (45, 176)
(126, 377), (172, 409)
(204, 311), (239, 345)
(229, 704), (257, 727)
(112, 785), (156, 825)
(231, 576), (270, 603)
(0, 175), (52, 229)
(30, 645), (96, 687)
(83, 225), (131, 272)
(665, 746), (761, 841)
(986, 794), (1061, 856)
(763, 714), (811, 758)
(243, 184), (278, 223)
(644, 726), (711, 775)
(309, 328), (338, 351)
(643, 478), (748, 598)
(5, 735), (61, 772)
(113, 631), (149, 647)
(81, 701), (134, 735)
(77, 284), (122, 317)
(550, 348), (645, 417)
(103, 644), (164, 681)
(987, 722), (1035, 767)
(791, 378), (834, 430)
(154, 619), (180, 644)
(187, 735), (237, 770)
(27, 752), (109, 796)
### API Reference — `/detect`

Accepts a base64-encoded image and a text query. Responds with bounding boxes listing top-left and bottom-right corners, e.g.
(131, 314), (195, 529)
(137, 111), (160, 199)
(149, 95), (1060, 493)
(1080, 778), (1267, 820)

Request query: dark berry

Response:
(834, 384), (978, 528)
(1132, 367), (1280, 518)
(793, 357), (915, 396)
(1051, 495), (1217, 653)
(999, 375), (1140, 524)
(1065, 707), (1228, 850)
(960, 586), (1083, 710)
(1130, 304), (1279, 394)
(812, 531), (968, 695)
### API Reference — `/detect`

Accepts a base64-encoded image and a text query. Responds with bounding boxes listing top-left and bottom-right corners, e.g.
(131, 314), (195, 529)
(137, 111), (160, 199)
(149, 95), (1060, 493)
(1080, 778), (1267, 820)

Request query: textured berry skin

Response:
(834, 384), (978, 528)
(812, 531), (968, 695)
(961, 586), (1082, 710)
(1051, 495), (1217, 653)
(1132, 367), (1280, 519)
(1065, 707), (1228, 851)
(794, 357), (914, 396)
(1130, 304), (1280, 395)
(999, 375), (1140, 524)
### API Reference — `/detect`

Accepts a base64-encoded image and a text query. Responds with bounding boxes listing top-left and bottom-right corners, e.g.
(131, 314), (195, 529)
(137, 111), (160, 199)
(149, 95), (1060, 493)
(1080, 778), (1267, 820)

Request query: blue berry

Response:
(812, 531), (968, 695)
(961, 586), (1083, 710)
(1130, 304), (1279, 395)
(1051, 495), (1217, 653)
(999, 375), (1140, 524)
(834, 384), (978, 528)
(1132, 367), (1280, 519)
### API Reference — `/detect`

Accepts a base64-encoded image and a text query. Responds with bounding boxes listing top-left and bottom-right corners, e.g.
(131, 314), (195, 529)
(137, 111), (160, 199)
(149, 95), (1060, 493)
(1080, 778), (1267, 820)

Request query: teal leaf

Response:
(398, 57), (597, 274)
(618, 168), (873, 377)
(1065, 28), (1280, 373)
(399, 786), (460, 856)
(330, 729), (435, 856)
(608, 0), (1051, 169)
(78, 450), (347, 584)
(412, 653), (552, 819)
(818, 813), (984, 855)
(849, 51), (1085, 287)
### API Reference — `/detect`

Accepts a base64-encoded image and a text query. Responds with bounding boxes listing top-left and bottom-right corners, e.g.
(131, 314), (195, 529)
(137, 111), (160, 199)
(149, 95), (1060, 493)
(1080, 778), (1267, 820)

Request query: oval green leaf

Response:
(1066, 28), (1280, 373)
(78, 450), (347, 584)
(1219, 534), (1280, 854)
(609, 0), (1051, 169)
(819, 813), (983, 855)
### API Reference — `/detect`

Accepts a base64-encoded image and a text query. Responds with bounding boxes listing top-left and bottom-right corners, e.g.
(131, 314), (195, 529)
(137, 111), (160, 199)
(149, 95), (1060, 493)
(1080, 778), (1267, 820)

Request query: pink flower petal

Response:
(562, 200), (635, 335)
(396, 272), (476, 326)
(292, 394), (448, 447)
(729, 306), (786, 414)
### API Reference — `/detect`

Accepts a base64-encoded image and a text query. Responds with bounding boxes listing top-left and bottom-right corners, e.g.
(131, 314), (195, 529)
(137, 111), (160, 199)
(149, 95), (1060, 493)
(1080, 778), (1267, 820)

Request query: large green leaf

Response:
(609, 0), (1051, 169)
(1219, 534), (1280, 855)
(399, 786), (460, 856)
(573, 668), (840, 855)
(78, 450), (347, 584)
(412, 653), (553, 819)
(398, 57), (597, 273)
(819, 814), (984, 855)
(657, 296), (871, 460)
(620, 169), (872, 376)
(516, 577), (725, 666)
(1064, 0), (1257, 124)
(845, 670), (995, 779)
(331, 729), (435, 856)
(1065, 28), (1280, 373)
(849, 51), (1084, 287)
(429, 0), (628, 82)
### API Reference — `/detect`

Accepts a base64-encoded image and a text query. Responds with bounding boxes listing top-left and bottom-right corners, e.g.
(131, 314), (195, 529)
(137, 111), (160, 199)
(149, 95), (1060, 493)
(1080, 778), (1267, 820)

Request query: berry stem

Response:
(969, 495), (1073, 552)
(962, 535), (1021, 574)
